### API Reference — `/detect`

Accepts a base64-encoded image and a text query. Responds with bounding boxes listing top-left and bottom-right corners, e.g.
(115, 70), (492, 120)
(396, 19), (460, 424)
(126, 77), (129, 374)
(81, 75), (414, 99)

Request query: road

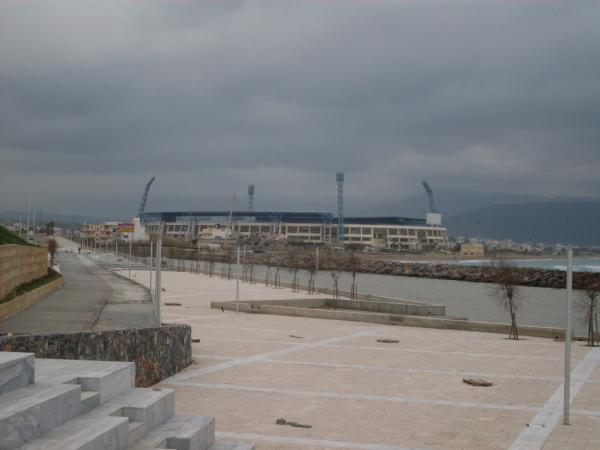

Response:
(0, 237), (156, 334)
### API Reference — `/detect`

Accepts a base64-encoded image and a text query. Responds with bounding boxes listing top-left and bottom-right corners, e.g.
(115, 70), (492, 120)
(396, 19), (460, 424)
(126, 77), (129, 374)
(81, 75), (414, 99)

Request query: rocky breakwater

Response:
(247, 253), (600, 290)
(135, 244), (600, 290)
(356, 261), (600, 290)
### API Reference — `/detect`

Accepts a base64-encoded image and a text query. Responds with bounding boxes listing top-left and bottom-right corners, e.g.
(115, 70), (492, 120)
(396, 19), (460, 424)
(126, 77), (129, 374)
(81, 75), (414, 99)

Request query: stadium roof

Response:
(141, 211), (425, 226)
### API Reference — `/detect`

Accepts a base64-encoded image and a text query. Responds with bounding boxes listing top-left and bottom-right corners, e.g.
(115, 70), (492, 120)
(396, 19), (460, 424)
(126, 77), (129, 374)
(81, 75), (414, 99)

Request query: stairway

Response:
(0, 352), (254, 450)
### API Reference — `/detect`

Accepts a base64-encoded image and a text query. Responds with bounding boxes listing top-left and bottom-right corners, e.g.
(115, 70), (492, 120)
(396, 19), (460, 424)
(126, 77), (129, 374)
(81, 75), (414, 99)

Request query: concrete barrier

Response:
(212, 297), (443, 317)
(212, 299), (566, 339)
(0, 276), (64, 321)
(0, 245), (48, 299)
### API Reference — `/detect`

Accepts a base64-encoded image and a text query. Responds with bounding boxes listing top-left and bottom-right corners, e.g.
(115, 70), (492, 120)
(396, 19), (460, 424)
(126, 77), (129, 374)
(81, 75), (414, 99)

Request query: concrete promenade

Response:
(0, 237), (154, 334)
(119, 269), (600, 450)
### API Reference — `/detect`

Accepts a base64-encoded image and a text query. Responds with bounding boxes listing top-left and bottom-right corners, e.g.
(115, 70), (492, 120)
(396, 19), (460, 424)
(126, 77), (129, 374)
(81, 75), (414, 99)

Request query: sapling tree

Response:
(577, 282), (600, 346)
(488, 256), (522, 340)
(347, 252), (361, 299)
(304, 254), (317, 294)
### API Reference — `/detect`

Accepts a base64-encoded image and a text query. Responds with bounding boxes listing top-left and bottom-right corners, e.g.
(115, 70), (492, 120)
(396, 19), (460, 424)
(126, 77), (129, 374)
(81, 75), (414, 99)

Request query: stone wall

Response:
(0, 323), (191, 387)
(0, 244), (48, 299)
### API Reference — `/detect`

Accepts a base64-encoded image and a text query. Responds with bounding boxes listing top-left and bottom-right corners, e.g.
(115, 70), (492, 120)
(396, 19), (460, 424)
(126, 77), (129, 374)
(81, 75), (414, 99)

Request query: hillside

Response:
(444, 201), (600, 246)
(367, 189), (591, 218)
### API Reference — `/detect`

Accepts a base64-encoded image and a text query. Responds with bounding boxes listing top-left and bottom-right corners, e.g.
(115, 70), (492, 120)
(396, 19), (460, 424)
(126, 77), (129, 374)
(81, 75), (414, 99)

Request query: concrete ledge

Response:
(212, 299), (566, 339)
(0, 276), (64, 322)
(212, 297), (443, 317)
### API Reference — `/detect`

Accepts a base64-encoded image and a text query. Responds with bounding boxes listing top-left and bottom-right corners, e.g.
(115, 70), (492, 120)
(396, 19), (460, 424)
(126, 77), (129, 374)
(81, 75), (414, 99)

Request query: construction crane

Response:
(224, 193), (238, 248)
(421, 181), (437, 214)
(138, 177), (156, 217)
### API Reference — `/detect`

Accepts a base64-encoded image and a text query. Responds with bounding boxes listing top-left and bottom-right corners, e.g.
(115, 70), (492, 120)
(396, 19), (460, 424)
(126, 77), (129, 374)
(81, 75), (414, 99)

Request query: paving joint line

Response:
(165, 330), (377, 382)
(508, 347), (600, 450)
(216, 431), (432, 450)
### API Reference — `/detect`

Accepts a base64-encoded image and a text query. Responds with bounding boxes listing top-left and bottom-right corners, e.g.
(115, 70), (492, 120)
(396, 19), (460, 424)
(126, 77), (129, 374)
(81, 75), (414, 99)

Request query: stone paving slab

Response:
(123, 270), (600, 450)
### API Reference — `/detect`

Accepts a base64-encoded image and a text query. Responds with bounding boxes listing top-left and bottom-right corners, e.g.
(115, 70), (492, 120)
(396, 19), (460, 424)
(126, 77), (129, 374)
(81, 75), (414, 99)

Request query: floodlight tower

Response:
(336, 172), (344, 243)
(138, 177), (156, 217)
(248, 184), (255, 212)
(421, 181), (437, 214)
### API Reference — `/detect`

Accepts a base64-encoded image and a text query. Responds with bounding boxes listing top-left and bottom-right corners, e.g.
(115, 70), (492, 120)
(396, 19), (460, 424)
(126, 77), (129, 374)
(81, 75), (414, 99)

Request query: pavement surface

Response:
(0, 237), (155, 334)
(117, 269), (600, 450)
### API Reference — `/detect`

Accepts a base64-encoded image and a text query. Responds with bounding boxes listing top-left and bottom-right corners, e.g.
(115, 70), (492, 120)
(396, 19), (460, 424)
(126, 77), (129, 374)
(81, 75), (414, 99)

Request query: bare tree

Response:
(273, 264), (281, 288)
(265, 257), (273, 286)
(206, 248), (216, 277)
(194, 249), (200, 274)
(47, 238), (58, 267)
(488, 256), (522, 340)
(226, 249), (234, 280)
(305, 254), (317, 294)
(247, 257), (255, 284)
(577, 282), (600, 346)
(347, 252), (361, 299)
(323, 252), (342, 299)
(283, 253), (300, 292)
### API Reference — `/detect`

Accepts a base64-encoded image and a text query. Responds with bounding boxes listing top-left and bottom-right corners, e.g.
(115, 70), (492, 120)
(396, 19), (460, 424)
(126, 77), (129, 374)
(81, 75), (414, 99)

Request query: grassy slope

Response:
(0, 224), (30, 245)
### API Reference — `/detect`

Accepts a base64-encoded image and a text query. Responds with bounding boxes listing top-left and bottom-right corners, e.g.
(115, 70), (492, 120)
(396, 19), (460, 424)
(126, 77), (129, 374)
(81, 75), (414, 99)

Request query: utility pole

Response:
(26, 198), (30, 241)
(149, 241), (153, 298)
(563, 247), (573, 425)
(155, 223), (163, 326)
(236, 245), (240, 313)
(129, 234), (132, 279)
(243, 245), (246, 282)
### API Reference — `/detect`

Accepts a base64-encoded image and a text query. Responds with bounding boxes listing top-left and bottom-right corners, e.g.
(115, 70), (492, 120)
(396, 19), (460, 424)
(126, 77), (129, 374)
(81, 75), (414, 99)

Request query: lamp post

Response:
(236, 245), (240, 313)
(563, 247), (573, 425)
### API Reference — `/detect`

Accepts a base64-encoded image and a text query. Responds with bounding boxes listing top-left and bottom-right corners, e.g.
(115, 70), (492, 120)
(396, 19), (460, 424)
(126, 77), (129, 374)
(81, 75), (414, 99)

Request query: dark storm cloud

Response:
(1, 0), (599, 217)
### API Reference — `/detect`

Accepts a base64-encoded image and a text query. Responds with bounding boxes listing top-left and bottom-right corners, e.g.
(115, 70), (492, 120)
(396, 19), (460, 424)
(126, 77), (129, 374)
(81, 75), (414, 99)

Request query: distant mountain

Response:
(444, 201), (600, 246)
(367, 189), (592, 218)
(0, 210), (124, 226)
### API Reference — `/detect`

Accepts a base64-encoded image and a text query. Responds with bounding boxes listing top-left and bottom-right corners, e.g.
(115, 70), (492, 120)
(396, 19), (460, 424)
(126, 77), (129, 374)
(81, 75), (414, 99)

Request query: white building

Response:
(141, 211), (449, 250)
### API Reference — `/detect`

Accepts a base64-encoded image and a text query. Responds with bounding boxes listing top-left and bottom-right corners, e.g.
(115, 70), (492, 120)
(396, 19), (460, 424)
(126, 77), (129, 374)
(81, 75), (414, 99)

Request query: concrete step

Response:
(85, 387), (175, 445)
(0, 382), (81, 450)
(19, 415), (130, 450)
(35, 358), (135, 404)
(129, 415), (215, 450)
(0, 352), (34, 395)
(80, 389), (101, 413)
(129, 420), (146, 444)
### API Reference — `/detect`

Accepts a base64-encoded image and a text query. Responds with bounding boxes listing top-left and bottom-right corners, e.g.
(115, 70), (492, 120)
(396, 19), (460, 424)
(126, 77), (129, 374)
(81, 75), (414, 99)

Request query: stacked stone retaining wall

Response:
(0, 244), (48, 299)
(0, 323), (191, 387)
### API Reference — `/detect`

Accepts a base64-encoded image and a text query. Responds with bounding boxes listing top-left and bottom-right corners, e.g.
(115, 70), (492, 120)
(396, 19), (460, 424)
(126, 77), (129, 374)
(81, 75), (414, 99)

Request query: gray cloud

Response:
(1, 0), (599, 218)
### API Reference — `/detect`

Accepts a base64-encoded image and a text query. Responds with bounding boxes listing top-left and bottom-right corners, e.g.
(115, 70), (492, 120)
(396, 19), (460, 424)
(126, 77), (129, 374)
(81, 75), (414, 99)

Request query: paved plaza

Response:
(121, 269), (600, 450)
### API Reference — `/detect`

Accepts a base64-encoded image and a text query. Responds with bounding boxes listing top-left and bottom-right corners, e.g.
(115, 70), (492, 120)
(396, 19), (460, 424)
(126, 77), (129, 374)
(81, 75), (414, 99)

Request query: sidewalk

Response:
(0, 242), (155, 334)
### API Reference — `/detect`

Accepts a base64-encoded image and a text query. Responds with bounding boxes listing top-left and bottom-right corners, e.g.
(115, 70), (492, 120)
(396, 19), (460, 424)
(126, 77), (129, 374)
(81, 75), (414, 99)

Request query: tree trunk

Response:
(508, 298), (519, 340)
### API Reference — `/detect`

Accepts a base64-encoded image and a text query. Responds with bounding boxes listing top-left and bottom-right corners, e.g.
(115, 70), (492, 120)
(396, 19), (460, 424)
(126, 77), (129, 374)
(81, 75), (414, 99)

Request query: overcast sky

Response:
(1, 0), (599, 219)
